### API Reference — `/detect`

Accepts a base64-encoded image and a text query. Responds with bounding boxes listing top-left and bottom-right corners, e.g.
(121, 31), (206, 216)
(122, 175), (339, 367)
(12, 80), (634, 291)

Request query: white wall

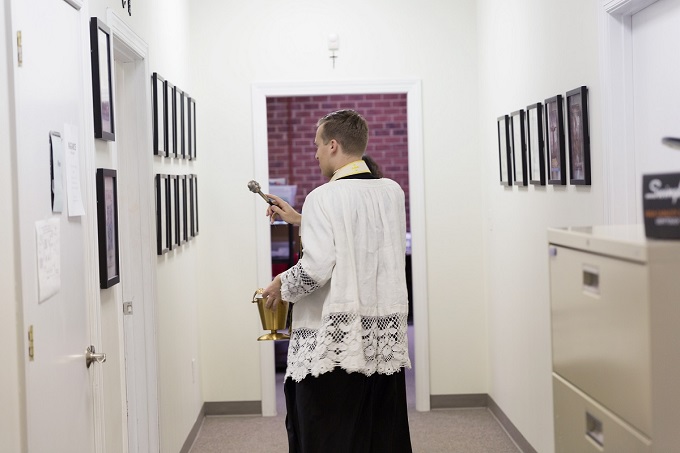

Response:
(1, 2), (27, 452)
(478, 1), (604, 452)
(189, 0), (487, 404)
(87, 2), (200, 452)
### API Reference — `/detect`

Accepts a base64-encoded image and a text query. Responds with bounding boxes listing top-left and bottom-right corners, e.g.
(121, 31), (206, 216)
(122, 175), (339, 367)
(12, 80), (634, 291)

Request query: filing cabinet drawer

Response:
(554, 374), (651, 453)
(549, 245), (651, 435)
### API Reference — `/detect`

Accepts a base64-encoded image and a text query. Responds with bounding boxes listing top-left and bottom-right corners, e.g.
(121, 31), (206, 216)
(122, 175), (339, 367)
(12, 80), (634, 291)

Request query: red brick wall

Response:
(267, 94), (410, 230)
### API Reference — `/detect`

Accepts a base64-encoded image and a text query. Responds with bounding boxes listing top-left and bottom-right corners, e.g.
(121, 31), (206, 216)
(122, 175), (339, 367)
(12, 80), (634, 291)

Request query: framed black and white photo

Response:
(96, 168), (120, 288)
(152, 73), (166, 156)
(497, 115), (512, 186)
(189, 174), (199, 237)
(526, 103), (546, 186)
(566, 86), (591, 185)
(89, 18), (115, 141)
(155, 174), (171, 255)
(510, 109), (528, 187)
(545, 95), (567, 185)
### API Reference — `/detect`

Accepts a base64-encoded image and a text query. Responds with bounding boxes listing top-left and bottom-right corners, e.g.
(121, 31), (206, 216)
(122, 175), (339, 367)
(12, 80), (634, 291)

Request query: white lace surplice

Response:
(280, 179), (411, 382)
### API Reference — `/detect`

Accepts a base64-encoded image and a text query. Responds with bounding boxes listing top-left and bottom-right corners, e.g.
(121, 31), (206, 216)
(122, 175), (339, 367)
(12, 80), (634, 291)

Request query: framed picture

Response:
(177, 175), (188, 245)
(566, 86), (591, 185)
(527, 103), (546, 185)
(174, 88), (184, 159)
(187, 97), (195, 160)
(166, 83), (177, 158)
(510, 109), (528, 187)
(189, 174), (199, 237)
(545, 95), (567, 185)
(182, 93), (190, 159)
(89, 18), (115, 141)
(152, 73), (166, 157)
(190, 98), (197, 160)
(168, 175), (178, 249)
(497, 115), (512, 186)
(96, 169), (120, 288)
(155, 174), (171, 255)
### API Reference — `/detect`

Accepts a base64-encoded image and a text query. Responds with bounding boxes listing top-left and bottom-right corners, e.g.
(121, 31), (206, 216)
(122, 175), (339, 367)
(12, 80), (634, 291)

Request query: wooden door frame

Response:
(107, 9), (160, 452)
(251, 79), (431, 414)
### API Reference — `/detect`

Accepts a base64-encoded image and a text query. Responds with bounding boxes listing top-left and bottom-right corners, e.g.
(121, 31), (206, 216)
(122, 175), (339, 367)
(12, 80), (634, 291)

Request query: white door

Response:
(632, 0), (680, 210)
(11, 0), (103, 451)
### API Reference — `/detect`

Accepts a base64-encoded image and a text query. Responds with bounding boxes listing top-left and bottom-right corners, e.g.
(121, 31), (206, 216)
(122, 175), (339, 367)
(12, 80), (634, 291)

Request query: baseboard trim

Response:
(430, 393), (488, 408)
(204, 400), (262, 416)
(180, 404), (205, 453)
(430, 393), (537, 453)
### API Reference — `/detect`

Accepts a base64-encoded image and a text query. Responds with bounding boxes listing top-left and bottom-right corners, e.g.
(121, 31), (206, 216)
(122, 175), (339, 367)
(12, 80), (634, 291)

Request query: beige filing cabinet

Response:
(548, 225), (680, 453)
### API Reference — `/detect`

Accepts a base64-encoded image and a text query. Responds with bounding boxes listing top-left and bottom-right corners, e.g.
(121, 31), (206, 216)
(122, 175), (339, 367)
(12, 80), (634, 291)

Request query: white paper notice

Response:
(35, 218), (60, 303)
(63, 124), (85, 217)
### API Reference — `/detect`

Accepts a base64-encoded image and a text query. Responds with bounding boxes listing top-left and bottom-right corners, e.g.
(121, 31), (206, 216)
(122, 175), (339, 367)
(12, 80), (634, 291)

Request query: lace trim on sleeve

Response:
(280, 262), (320, 303)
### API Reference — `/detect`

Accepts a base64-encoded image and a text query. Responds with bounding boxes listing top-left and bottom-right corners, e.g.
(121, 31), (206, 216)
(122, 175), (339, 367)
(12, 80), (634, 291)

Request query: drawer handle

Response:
(583, 265), (600, 296)
(586, 411), (604, 447)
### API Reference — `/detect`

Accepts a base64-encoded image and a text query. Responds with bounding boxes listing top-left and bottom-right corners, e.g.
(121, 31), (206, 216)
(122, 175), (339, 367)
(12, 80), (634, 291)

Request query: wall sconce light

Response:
(328, 33), (339, 68)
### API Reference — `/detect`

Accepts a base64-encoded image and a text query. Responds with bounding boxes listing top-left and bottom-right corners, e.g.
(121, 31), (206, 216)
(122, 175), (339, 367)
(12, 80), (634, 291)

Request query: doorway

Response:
(104, 12), (160, 453)
(265, 94), (415, 412)
(252, 80), (430, 416)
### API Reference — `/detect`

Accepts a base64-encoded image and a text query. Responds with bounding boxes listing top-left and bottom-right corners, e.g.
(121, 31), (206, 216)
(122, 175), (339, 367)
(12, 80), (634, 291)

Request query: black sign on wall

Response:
(643, 172), (680, 239)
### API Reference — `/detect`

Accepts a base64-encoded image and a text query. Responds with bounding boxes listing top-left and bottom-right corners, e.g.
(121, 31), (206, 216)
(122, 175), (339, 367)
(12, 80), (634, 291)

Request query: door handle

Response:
(85, 345), (106, 368)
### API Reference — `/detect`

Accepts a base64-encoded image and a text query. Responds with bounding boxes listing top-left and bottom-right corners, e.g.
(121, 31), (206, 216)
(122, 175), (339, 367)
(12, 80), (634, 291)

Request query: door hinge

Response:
(28, 325), (34, 361)
(16, 31), (22, 67)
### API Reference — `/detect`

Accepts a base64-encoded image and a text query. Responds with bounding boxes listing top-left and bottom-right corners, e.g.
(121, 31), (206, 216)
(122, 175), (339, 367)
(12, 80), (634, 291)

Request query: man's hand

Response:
(262, 274), (283, 311)
(266, 193), (302, 226)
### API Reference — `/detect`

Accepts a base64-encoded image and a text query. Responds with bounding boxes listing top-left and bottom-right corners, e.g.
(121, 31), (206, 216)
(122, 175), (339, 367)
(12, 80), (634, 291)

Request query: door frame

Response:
(251, 79), (431, 414)
(599, 0), (659, 224)
(106, 9), (160, 452)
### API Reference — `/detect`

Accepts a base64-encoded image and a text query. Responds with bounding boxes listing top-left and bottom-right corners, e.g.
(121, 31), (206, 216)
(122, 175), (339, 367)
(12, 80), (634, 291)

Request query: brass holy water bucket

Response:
(252, 288), (290, 341)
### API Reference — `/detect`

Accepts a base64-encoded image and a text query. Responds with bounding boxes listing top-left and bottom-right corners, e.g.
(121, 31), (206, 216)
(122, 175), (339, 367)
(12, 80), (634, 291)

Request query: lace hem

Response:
(285, 312), (411, 382)
(280, 262), (320, 303)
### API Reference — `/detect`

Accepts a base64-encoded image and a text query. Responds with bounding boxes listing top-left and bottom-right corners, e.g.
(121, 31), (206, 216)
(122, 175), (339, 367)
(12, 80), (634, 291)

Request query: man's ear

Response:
(329, 139), (339, 154)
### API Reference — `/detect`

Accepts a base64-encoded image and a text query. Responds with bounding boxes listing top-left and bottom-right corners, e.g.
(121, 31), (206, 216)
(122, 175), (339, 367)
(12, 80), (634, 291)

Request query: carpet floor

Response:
(189, 407), (520, 453)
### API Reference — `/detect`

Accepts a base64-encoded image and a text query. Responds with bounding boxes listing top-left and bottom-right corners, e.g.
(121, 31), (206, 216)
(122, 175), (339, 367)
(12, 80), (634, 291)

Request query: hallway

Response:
(189, 408), (520, 453)
(190, 328), (519, 453)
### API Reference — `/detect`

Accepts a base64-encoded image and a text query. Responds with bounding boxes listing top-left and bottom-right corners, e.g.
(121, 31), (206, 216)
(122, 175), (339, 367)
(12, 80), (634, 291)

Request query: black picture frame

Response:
(155, 174), (171, 255)
(510, 109), (528, 187)
(497, 115), (512, 186)
(527, 103), (546, 186)
(174, 88), (184, 159)
(189, 174), (199, 237)
(89, 18), (115, 141)
(96, 168), (120, 289)
(166, 83), (177, 158)
(182, 92), (190, 159)
(168, 175), (177, 249)
(190, 98), (197, 160)
(545, 94), (567, 185)
(177, 175), (188, 245)
(566, 86), (591, 185)
(187, 97), (195, 160)
(152, 73), (167, 157)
